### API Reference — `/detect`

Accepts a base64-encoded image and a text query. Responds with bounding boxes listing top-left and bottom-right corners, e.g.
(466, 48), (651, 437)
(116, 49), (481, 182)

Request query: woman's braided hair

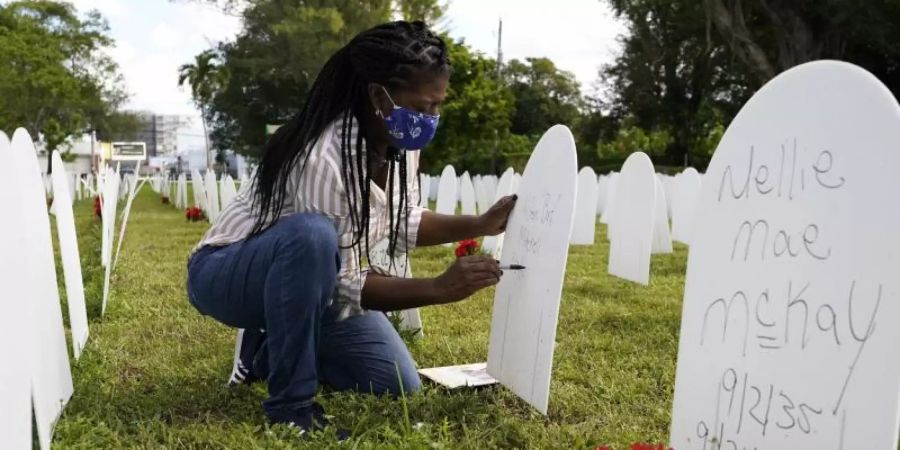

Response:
(251, 21), (450, 266)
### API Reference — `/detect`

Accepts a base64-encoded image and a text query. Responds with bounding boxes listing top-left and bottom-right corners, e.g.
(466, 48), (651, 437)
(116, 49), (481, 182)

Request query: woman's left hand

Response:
(478, 195), (517, 236)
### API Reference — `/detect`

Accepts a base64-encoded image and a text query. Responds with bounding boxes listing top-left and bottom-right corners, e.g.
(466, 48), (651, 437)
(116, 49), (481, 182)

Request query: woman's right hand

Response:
(432, 255), (502, 303)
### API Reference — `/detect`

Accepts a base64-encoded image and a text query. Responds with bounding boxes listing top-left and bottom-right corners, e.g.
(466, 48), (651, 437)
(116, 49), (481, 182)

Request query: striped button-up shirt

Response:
(196, 118), (425, 319)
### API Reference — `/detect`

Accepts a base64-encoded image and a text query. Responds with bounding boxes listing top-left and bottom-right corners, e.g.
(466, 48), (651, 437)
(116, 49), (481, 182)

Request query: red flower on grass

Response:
(455, 239), (480, 257)
(93, 196), (102, 218)
(185, 206), (205, 222)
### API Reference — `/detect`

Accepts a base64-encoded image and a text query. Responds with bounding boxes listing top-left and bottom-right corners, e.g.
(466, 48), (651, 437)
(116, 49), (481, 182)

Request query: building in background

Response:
(131, 112), (193, 157)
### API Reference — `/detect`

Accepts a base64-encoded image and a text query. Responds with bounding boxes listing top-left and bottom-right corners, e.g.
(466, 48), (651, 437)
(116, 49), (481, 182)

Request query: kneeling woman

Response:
(186, 21), (515, 435)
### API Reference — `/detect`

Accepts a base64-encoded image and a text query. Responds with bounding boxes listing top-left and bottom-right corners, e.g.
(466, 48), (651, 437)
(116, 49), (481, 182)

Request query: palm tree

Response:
(178, 50), (224, 169)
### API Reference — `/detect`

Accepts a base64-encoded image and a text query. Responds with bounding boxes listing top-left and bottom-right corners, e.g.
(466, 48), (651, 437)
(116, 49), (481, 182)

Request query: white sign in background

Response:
(670, 61), (900, 449)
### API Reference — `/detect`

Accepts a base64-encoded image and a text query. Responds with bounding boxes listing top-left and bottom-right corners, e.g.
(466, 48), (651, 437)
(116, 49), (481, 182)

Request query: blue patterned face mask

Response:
(377, 86), (440, 151)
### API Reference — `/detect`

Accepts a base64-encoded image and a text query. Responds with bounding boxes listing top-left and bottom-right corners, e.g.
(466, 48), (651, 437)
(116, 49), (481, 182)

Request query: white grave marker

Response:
(191, 169), (208, 211)
(51, 152), (89, 359)
(0, 131), (32, 449)
(670, 61), (900, 449)
(571, 166), (599, 245)
(607, 152), (656, 285)
(12, 129), (73, 450)
(459, 171), (477, 216)
(487, 125), (577, 414)
(596, 175), (608, 217)
(651, 176), (673, 254)
(435, 165), (458, 215)
(101, 167), (120, 315)
(670, 167), (701, 245)
(204, 170), (220, 223)
(599, 172), (619, 226)
(221, 175), (238, 209)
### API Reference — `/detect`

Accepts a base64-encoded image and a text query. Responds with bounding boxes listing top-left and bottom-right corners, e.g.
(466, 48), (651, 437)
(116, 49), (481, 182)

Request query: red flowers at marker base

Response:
(185, 206), (204, 222)
(93, 196), (102, 218)
(455, 239), (480, 257)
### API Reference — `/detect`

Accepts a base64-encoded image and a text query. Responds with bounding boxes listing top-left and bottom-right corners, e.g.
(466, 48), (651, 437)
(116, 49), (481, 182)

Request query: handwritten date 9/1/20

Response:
(696, 368), (824, 449)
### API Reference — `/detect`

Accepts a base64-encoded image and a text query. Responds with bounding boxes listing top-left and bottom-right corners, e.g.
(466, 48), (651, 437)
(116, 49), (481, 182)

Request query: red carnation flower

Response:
(185, 206), (204, 222)
(93, 196), (102, 219)
(454, 239), (480, 257)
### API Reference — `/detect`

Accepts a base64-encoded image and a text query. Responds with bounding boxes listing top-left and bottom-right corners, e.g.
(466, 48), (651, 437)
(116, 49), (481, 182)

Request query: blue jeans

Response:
(186, 213), (421, 421)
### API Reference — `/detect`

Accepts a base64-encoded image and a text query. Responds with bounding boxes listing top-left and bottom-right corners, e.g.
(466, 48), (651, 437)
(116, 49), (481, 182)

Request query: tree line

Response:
(3, 0), (899, 175)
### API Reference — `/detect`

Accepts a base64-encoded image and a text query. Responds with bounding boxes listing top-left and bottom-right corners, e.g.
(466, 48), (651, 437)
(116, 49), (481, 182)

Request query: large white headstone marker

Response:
(571, 166), (599, 245)
(670, 61), (900, 449)
(51, 152), (89, 359)
(0, 132), (33, 450)
(459, 171), (477, 216)
(670, 167), (701, 245)
(12, 129), (73, 450)
(487, 125), (577, 414)
(651, 176), (673, 254)
(607, 152), (656, 285)
(482, 167), (516, 257)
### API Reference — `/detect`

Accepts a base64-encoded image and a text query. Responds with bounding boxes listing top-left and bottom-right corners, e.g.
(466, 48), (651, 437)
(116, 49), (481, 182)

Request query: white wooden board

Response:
(0, 131), (32, 449)
(670, 60), (900, 449)
(12, 129), (73, 450)
(570, 167), (598, 245)
(51, 152), (89, 359)
(607, 152), (656, 285)
(487, 125), (577, 414)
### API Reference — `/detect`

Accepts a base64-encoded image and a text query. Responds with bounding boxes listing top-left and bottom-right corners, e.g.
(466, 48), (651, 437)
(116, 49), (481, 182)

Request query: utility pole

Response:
(492, 17), (503, 174)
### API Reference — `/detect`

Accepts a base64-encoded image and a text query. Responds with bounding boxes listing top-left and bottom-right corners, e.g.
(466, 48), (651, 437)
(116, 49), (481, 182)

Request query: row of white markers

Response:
(417, 161), (702, 285)
(145, 169), (249, 223)
(363, 61), (900, 449)
(9, 60), (900, 449)
(1, 129), (150, 449)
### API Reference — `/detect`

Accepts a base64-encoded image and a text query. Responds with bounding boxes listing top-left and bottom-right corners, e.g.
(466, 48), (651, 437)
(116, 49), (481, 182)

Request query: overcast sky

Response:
(71, 0), (625, 147)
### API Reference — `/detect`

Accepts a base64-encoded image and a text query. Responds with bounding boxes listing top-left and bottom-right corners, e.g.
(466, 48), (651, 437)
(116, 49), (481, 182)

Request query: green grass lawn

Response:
(52, 188), (687, 449)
